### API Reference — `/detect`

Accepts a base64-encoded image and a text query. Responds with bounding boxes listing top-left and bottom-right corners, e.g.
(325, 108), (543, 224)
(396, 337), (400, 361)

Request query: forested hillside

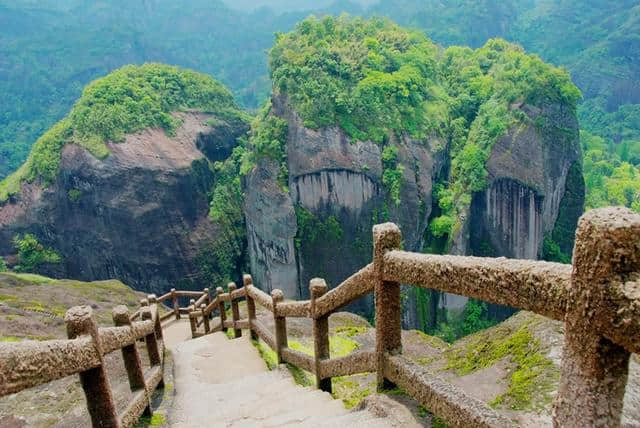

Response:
(0, 0), (638, 211)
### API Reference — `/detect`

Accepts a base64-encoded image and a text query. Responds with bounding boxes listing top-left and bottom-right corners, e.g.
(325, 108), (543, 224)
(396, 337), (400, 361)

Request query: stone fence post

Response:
(310, 278), (331, 393)
(188, 299), (197, 338)
(201, 304), (210, 334)
(204, 288), (211, 306)
(244, 274), (259, 341)
(217, 287), (228, 333)
(272, 289), (287, 365)
(373, 223), (403, 390)
(171, 288), (179, 320)
(142, 306), (162, 368)
(65, 306), (119, 428)
(554, 207), (640, 427)
(113, 305), (152, 418)
(228, 282), (242, 338)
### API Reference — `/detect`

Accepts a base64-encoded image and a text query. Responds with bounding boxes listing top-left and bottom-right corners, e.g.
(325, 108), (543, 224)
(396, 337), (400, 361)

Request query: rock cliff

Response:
(244, 17), (585, 325)
(0, 112), (248, 294)
(245, 94), (445, 315)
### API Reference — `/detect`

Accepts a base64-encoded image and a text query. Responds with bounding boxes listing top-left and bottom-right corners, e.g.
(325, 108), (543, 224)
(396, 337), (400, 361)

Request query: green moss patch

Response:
(445, 322), (558, 410)
(0, 63), (246, 201)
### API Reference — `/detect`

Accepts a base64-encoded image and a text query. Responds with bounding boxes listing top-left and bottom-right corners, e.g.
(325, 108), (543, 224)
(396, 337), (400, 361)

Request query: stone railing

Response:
(1, 207), (637, 427)
(0, 299), (166, 428)
(189, 207), (640, 428)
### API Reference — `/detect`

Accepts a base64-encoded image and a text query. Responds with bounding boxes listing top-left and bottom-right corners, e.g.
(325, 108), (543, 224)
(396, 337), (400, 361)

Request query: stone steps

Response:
(167, 329), (402, 427)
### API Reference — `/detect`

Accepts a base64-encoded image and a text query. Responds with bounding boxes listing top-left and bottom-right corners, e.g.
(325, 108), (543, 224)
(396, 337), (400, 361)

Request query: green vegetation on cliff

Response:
(582, 130), (640, 213)
(12, 234), (61, 273)
(268, 16), (580, 240)
(0, 64), (243, 202)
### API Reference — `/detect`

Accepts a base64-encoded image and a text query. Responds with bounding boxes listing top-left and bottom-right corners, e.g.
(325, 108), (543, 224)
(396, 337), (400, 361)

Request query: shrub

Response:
(12, 234), (61, 273)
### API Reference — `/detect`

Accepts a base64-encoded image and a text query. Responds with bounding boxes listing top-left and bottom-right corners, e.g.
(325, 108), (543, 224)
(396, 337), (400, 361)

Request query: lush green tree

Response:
(0, 64), (245, 201)
(12, 234), (61, 273)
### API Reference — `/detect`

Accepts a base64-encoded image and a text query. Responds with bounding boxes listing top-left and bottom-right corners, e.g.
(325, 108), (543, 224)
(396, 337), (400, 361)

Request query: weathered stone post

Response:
(113, 305), (152, 417)
(553, 207), (640, 427)
(204, 288), (211, 306)
(228, 282), (242, 338)
(147, 295), (163, 341)
(373, 223), (403, 390)
(217, 287), (228, 334)
(201, 304), (210, 334)
(244, 274), (259, 340)
(171, 288), (179, 320)
(310, 278), (331, 393)
(142, 307), (162, 367)
(65, 306), (119, 428)
(188, 299), (197, 338)
(271, 289), (288, 365)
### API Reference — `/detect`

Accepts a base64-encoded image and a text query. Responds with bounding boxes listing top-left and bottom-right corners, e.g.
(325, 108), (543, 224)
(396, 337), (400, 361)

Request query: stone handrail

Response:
(0, 298), (166, 428)
(186, 207), (640, 428)
(2, 207), (636, 428)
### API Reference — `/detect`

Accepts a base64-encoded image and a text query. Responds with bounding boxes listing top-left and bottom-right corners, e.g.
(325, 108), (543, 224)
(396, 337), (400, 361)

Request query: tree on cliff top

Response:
(0, 64), (246, 202)
(266, 15), (581, 240)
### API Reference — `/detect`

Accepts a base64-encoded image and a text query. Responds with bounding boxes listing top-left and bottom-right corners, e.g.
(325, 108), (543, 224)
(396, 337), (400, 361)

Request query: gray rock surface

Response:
(0, 112), (248, 294)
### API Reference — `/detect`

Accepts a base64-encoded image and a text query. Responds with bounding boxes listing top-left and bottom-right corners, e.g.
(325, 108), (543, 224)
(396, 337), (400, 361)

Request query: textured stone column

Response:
(228, 282), (242, 338)
(553, 207), (640, 427)
(171, 288), (179, 320)
(217, 287), (228, 333)
(142, 307), (162, 367)
(188, 299), (197, 338)
(272, 289), (288, 365)
(65, 306), (119, 428)
(113, 305), (151, 417)
(201, 304), (210, 334)
(373, 223), (403, 390)
(147, 295), (163, 341)
(244, 274), (259, 340)
(310, 278), (331, 393)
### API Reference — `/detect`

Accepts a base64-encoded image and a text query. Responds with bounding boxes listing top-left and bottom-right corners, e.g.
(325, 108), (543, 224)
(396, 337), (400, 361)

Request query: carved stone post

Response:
(217, 287), (227, 333)
(272, 289), (288, 365)
(113, 306), (152, 417)
(244, 274), (258, 341)
(373, 223), (403, 390)
(310, 278), (331, 393)
(228, 282), (242, 338)
(171, 288), (179, 320)
(65, 306), (119, 428)
(142, 307), (162, 367)
(188, 299), (197, 338)
(147, 295), (163, 341)
(204, 288), (211, 306)
(201, 304), (210, 334)
(553, 207), (640, 427)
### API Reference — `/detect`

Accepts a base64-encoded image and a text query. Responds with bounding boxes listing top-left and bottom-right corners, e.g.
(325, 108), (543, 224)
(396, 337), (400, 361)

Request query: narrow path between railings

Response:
(162, 323), (401, 427)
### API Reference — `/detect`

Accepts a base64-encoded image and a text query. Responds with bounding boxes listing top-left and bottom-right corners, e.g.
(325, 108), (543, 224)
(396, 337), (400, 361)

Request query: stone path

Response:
(162, 321), (401, 427)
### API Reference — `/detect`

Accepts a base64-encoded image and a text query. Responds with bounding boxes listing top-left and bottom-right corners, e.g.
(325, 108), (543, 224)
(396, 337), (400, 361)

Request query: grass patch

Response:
(332, 376), (372, 409)
(252, 339), (278, 370)
(333, 326), (367, 337)
(136, 413), (167, 427)
(445, 323), (558, 410)
(413, 329), (449, 350)
(2, 272), (58, 285)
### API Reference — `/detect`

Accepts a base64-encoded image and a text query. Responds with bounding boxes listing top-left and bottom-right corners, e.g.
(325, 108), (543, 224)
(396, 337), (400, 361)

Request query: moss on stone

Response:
(412, 329), (449, 350)
(136, 413), (167, 427)
(445, 321), (558, 410)
(332, 376), (373, 409)
(333, 326), (367, 337)
(252, 339), (278, 370)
